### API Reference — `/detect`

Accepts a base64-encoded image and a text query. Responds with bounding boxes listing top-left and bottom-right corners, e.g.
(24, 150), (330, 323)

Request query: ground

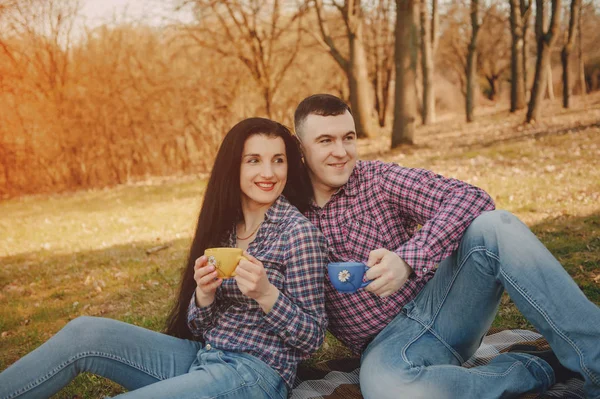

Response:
(1, 93), (599, 398)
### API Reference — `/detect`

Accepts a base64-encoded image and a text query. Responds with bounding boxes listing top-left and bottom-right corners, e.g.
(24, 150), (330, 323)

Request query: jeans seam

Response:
(523, 355), (554, 387)
(421, 245), (488, 365)
(497, 260), (599, 386)
(464, 361), (521, 377)
(400, 327), (428, 367)
(3, 351), (165, 399)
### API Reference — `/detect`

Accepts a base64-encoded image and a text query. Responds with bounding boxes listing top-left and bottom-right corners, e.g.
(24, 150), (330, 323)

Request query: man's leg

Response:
(0, 316), (202, 398)
(360, 210), (600, 399)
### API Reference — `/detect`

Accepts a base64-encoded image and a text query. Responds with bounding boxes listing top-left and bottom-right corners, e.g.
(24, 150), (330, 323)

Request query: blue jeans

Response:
(0, 316), (287, 399)
(359, 210), (600, 399)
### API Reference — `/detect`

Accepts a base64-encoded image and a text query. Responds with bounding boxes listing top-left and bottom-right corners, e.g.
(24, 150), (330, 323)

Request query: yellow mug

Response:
(204, 247), (248, 279)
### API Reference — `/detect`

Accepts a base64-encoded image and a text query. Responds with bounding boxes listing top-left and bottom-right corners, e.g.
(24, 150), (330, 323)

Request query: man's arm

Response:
(365, 163), (495, 296)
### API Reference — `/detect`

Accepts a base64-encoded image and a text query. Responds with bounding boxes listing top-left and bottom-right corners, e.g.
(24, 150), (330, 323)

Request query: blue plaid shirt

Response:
(187, 196), (328, 389)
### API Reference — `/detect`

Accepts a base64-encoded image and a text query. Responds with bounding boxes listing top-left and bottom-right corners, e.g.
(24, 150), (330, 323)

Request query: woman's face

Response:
(240, 134), (287, 209)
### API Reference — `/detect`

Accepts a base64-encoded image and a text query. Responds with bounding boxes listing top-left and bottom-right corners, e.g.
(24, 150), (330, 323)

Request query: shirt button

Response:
(205, 344), (212, 350)
(422, 267), (427, 273)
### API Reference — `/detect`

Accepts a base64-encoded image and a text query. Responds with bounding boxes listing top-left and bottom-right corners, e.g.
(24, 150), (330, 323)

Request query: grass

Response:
(1, 94), (599, 397)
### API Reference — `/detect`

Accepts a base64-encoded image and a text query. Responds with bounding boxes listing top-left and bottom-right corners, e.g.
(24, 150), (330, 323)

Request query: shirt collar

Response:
(309, 161), (362, 210)
(263, 195), (289, 225)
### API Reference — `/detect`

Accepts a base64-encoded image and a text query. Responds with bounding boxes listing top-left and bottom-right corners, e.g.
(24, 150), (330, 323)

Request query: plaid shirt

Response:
(187, 195), (328, 389)
(305, 160), (495, 354)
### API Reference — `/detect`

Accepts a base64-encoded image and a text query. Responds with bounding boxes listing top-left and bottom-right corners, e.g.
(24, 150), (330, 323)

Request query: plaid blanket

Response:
(291, 329), (585, 399)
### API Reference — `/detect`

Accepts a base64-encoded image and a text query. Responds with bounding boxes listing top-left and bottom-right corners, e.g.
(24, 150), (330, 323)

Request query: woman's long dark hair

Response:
(165, 117), (312, 339)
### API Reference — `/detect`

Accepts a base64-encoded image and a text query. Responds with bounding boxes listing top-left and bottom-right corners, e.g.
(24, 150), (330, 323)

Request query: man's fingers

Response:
(365, 262), (385, 281)
(365, 276), (387, 294)
(367, 248), (389, 267)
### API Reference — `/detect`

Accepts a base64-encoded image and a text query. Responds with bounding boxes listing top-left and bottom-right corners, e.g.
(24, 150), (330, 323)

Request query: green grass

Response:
(1, 99), (600, 397)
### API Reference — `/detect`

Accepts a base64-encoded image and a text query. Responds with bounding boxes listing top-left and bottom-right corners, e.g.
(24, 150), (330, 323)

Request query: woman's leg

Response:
(114, 350), (287, 399)
(0, 316), (202, 399)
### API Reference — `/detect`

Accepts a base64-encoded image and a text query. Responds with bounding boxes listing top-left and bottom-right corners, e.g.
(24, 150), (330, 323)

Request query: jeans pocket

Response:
(216, 352), (260, 386)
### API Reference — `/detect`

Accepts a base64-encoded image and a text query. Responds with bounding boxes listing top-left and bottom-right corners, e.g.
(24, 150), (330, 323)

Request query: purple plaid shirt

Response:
(305, 160), (495, 354)
(187, 196), (328, 389)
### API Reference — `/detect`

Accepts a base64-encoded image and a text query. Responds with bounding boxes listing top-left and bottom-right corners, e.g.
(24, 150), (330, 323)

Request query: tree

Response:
(466, 0), (480, 122)
(311, 0), (374, 138)
(366, 0), (394, 127)
(177, 0), (306, 119)
(478, 4), (510, 101)
(392, 0), (418, 147)
(509, 0), (531, 111)
(562, 0), (581, 108)
(420, 0), (439, 124)
(526, 0), (561, 123)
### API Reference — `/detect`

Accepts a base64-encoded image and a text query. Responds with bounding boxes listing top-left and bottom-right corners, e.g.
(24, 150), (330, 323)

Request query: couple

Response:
(1, 94), (599, 399)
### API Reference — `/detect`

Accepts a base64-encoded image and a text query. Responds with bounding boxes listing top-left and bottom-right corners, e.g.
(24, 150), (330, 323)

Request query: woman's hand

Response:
(193, 255), (222, 307)
(235, 252), (280, 313)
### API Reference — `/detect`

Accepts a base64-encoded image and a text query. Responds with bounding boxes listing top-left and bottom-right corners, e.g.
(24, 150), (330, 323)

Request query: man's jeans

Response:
(360, 210), (600, 399)
(0, 316), (287, 399)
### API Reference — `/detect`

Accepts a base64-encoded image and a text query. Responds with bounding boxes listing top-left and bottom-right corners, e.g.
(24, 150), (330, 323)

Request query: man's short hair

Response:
(294, 94), (352, 137)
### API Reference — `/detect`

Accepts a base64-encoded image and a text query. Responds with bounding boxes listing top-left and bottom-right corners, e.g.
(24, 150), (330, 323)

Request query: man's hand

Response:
(364, 249), (413, 297)
(235, 252), (280, 313)
(193, 255), (222, 307)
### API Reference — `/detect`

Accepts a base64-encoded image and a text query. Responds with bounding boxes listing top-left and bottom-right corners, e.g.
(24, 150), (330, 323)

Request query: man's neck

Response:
(312, 184), (338, 208)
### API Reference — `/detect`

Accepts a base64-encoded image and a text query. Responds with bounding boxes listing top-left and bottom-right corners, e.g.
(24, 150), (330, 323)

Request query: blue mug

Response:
(327, 262), (372, 293)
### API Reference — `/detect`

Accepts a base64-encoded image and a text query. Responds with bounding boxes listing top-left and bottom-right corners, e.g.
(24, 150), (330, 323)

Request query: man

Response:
(294, 93), (600, 399)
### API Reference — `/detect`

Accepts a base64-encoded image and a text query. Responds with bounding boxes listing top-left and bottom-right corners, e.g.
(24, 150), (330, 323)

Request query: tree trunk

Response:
(546, 62), (554, 100)
(521, 0), (531, 100)
(510, 0), (526, 111)
(487, 76), (499, 101)
(466, 0), (479, 123)
(420, 0), (436, 124)
(527, 0), (561, 123)
(576, 5), (586, 95)
(392, 0), (417, 147)
(562, 0), (581, 108)
(348, 22), (374, 138)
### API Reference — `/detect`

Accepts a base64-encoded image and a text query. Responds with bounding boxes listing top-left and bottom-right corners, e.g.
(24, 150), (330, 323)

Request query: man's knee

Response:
(360, 348), (424, 399)
(466, 210), (525, 243)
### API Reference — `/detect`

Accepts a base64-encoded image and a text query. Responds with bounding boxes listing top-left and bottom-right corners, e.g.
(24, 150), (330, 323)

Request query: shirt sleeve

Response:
(380, 163), (495, 278)
(187, 290), (220, 338)
(262, 222), (328, 356)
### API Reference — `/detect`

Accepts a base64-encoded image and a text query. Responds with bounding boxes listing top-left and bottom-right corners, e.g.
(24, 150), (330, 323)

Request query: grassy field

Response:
(1, 94), (599, 398)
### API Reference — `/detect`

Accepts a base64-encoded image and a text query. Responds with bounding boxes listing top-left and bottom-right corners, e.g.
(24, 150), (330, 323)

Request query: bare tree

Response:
(311, 0), (374, 138)
(420, 0), (438, 124)
(526, 0), (561, 123)
(478, 4), (510, 101)
(466, 0), (480, 122)
(366, 0), (394, 127)
(509, 0), (531, 111)
(392, 0), (418, 147)
(178, 0), (306, 118)
(562, 0), (581, 107)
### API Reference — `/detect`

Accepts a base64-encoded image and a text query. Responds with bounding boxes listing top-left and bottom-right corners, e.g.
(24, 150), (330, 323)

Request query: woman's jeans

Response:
(0, 316), (287, 399)
(360, 210), (600, 399)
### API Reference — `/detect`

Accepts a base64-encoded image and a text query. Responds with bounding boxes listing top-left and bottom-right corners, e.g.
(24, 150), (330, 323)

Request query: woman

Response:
(0, 118), (328, 399)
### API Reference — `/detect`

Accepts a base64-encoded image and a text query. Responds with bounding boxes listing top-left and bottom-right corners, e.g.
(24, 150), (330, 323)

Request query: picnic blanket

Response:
(291, 329), (585, 399)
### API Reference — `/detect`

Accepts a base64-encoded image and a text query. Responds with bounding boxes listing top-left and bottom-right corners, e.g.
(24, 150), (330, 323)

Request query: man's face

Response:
(298, 111), (357, 194)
